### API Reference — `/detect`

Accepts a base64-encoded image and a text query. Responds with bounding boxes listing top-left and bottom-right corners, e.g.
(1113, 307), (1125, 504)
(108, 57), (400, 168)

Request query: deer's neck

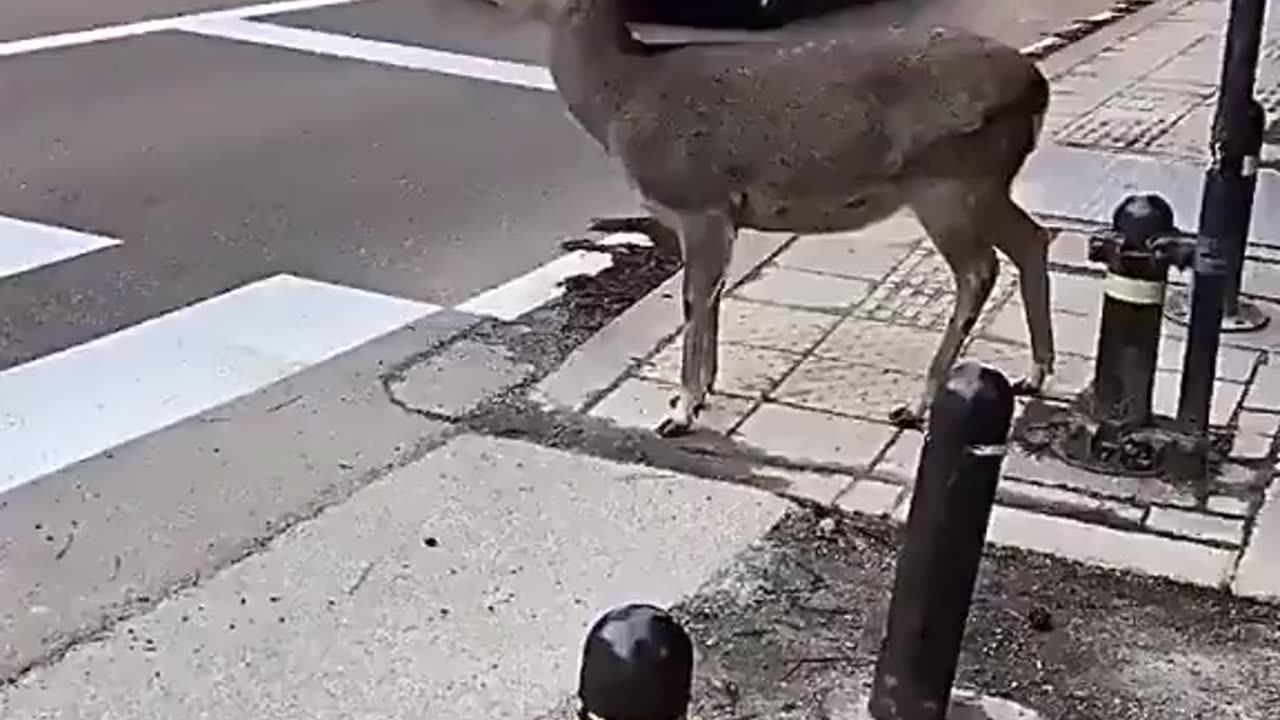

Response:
(549, 0), (645, 146)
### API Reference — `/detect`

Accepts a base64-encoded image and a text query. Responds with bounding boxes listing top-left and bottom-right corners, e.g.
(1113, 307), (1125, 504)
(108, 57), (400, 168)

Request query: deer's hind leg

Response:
(988, 195), (1056, 395)
(892, 181), (1002, 429)
(655, 208), (736, 437)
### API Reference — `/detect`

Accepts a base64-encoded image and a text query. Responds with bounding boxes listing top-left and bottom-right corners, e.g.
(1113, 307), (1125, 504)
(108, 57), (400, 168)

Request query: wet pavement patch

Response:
(675, 508), (1280, 720)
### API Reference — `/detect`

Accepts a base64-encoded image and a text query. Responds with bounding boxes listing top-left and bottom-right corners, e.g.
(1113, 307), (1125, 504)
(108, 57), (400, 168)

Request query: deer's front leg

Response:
(891, 248), (999, 430)
(656, 209), (735, 437)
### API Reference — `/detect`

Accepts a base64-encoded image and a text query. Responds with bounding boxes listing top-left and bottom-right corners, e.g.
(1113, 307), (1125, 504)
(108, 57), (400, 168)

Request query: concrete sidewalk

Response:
(536, 0), (1280, 605)
(0, 434), (789, 718)
(1043, 0), (1280, 167)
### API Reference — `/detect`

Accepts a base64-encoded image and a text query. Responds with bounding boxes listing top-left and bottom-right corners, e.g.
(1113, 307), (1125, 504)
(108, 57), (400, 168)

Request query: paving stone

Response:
(985, 506), (1236, 588)
(836, 478), (906, 518)
(1234, 410), (1279, 437)
(985, 300), (1255, 386)
(732, 265), (873, 311)
(891, 489), (914, 523)
(1207, 495), (1253, 517)
(1149, 101), (1214, 159)
(533, 273), (682, 413)
(1046, 62), (1129, 114)
(1144, 34), (1223, 88)
(1147, 506), (1247, 545)
(1153, 371), (1244, 426)
(1049, 272), (1106, 315)
(590, 377), (754, 434)
(1244, 362), (1280, 411)
(853, 246), (956, 330)
(1169, 0), (1228, 25)
(778, 213), (924, 281)
(728, 230), (799, 287)
(749, 466), (854, 506)
(772, 358), (923, 420)
(1158, 336), (1259, 382)
(1056, 84), (1206, 153)
(1106, 20), (1208, 68)
(997, 479), (1145, 524)
(1232, 431), (1276, 461)
(871, 430), (925, 485)
(984, 302), (1098, 357)
(388, 339), (537, 417)
(1240, 258), (1280, 303)
(963, 340), (1093, 401)
(734, 403), (897, 470)
(1234, 474), (1280, 600)
(716, 298), (839, 353)
(536, 230), (791, 413)
(1219, 462), (1262, 489)
(809, 318), (944, 375)
(638, 340), (801, 399)
(1047, 231), (1092, 269)
(1232, 411), (1280, 460)
(1002, 448), (1198, 508)
(1045, 86), (1111, 125)
(852, 245), (1018, 331)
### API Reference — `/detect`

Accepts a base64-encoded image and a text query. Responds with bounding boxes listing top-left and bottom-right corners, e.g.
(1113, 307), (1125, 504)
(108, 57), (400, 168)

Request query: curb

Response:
(1034, 0), (1200, 77)
(1019, 0), (1168, 61)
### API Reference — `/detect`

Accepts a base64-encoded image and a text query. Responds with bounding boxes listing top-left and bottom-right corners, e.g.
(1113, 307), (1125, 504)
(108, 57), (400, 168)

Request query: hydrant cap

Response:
(577, 603), (694, 720)
(1112, 194), (1176, 242)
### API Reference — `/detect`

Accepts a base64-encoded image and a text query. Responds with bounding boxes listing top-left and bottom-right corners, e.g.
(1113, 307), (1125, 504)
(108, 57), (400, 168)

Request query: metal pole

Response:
(1165, 0), (1270, 333)
(1178, 0), (1270, 434)
(577, 603), (694, 720)
(1220, 98), (1267, 323)
(867, 361), (1015, 720)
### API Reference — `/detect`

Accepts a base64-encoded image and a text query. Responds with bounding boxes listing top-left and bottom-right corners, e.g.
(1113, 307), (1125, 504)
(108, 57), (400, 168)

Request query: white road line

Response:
(0, 274), (439, 495)
(0, 0), (369, 57)
(173, 17), (556, 91)
(1020, 36), (1070, 56)
(0, 215), (120, 279)
(457, 249), (614, 321)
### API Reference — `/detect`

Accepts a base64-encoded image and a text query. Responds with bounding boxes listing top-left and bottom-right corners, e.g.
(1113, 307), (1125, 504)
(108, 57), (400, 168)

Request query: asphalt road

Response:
(0, 0), (645, 370)
(0, 0), (1129, 690)
(0, 0), (1128, 368)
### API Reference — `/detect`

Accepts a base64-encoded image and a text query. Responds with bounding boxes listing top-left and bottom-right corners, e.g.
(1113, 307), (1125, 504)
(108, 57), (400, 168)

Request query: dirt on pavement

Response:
(673, 508), (1280, 720)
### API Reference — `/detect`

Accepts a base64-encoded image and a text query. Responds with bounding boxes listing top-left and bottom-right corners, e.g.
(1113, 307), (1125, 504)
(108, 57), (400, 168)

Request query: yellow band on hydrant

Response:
(1103, 272), (1165, 305)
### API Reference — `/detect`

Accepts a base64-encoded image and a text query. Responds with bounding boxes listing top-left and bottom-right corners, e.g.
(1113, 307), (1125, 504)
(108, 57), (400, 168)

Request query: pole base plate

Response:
(1015, 399), (1229, 487)
(1164, 288), (1272, 332)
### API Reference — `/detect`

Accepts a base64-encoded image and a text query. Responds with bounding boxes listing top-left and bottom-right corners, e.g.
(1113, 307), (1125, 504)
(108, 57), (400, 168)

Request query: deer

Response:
(529, 0), (1056, 436)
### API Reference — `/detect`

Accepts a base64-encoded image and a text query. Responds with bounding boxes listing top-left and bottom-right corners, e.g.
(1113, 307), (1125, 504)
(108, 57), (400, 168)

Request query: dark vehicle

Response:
(626, 0), (863, 29)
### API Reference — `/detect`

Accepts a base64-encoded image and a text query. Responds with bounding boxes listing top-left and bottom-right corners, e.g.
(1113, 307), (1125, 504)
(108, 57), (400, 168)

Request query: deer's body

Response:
(548, 0), (1056, 434)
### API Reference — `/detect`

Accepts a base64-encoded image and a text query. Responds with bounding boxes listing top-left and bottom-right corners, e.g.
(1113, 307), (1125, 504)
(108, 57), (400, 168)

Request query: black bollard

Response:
(577, 603), (693, 720)
(867, 361), (1015, 720)
(1086, 194), (1191, 432)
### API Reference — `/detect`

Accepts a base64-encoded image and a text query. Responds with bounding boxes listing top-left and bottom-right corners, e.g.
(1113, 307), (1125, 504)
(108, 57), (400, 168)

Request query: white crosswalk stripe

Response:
(0, 259), (442, 494)
(0, 214), (120, 280)
(0, 211), (629, 495)
(0, 18), (640, 496)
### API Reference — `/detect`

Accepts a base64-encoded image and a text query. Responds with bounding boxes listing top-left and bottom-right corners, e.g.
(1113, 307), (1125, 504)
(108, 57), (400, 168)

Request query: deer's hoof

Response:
(656, 395), (704, 438)
(655, 416), (693, 438)
(1011, 377), (1045, 397)
(888, 405), (925, 430)
(588, 216), (642, 233)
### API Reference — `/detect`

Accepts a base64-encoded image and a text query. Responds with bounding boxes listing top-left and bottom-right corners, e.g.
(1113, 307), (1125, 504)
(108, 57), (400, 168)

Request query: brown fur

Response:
(547, 0), (1055, 434)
